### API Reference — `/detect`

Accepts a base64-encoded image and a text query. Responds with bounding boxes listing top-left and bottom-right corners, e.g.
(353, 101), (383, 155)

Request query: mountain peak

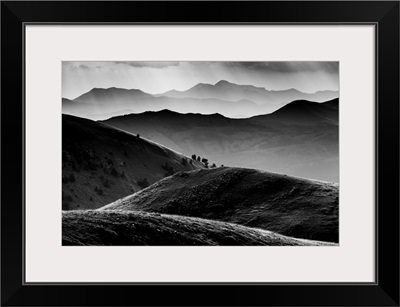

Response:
(258, 98), (339, 124)
(214, 80), (235, 86)
(214, 80), (267, 91)
(90, 87), (105, 91)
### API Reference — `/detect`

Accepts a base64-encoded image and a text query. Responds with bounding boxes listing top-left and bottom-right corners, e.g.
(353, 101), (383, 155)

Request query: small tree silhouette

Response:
(192, 154), (196, 160)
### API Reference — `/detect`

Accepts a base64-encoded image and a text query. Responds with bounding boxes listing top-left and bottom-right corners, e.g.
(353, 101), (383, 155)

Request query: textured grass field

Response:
(101, 167), (338, 243)
(63, 210), (336, 246)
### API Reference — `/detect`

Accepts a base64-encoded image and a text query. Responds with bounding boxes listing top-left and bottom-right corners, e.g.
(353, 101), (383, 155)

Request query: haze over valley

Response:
(101, 98), (338, 182)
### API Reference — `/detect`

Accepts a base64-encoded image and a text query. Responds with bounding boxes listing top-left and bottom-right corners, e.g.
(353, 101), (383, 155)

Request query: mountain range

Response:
(158, 80), (338, 105)
(102, 98), (339, 182)
(62, 80), (338, 120)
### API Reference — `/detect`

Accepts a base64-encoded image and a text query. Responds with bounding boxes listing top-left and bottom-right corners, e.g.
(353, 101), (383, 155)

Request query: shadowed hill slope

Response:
(62, 114), (203, 210)
(101, 167), (339, 243)
(62, 210), (336, 246)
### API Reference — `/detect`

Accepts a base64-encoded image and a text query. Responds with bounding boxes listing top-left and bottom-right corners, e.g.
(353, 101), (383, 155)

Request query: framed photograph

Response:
(1, 1), (399, 306)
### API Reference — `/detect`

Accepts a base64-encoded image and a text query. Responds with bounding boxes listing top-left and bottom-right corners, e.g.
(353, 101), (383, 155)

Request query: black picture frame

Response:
(1, 1), (399, 306)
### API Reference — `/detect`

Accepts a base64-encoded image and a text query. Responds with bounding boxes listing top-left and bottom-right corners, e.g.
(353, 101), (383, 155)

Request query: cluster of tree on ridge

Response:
(191, 154), (218, 168)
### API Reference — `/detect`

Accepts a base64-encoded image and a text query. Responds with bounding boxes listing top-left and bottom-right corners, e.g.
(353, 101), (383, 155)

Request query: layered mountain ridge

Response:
(62, 80), (338, 120)
(102, 99), (339, 182)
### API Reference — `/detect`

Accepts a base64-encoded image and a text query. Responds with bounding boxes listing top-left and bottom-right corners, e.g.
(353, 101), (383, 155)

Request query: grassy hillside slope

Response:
(62, 210), (336, 246)
(62, 114), (203, 210)
(101, 167), (338, 242)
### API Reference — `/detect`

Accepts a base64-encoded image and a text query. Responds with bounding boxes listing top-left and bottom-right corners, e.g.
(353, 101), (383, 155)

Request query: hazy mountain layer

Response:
(62, 81), (338, 120)
(62, 114), (203, 210)
(101, 167), (339, 243)
(63, 210), (336, 246)
(102, 99), (339, 182)
(159, 80), (338, 105)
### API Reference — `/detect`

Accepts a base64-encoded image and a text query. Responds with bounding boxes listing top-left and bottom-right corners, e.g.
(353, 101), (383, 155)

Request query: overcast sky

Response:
(62, 61), (339, 99)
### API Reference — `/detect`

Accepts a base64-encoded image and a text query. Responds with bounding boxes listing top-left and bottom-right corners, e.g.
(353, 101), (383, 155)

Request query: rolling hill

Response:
(62, 114), (203, 210)
(62, 210), (336, 246)
(102, 99), (339, 182)
(101, 167), (339, 243)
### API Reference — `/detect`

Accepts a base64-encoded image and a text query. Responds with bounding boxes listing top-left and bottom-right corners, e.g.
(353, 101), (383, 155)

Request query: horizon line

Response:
(62, 97), (339, 122)
(65, 79), (339, 101)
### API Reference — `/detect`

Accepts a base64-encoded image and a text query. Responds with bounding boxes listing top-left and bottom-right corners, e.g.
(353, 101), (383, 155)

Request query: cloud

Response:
(223, 62), (338, 74)
(64, 61), (338, 74)
(64, 63), (105, 72)
(67, 64), (90, 71)
(113, 61), (181, 69)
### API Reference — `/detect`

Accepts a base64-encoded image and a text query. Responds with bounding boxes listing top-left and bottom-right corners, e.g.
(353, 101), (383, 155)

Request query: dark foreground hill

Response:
(62, 114), (203, 210)
(101, 167), (339, 243)
(62, 210), (336, 246)
(102, 99), (339, 182)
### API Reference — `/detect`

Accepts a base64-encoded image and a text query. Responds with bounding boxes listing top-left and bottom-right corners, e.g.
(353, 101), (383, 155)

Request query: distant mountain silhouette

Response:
(101, 167), (339, 243)
(61, 98), (76, 110)
(251, 98), (338, 124)
(159, 80), (338, 105)
(102, 99), (339, 182)
(62, 81), (338, 120)
(74, 87), (153, 104)
(63, 90), (259, 120)
(62, 114), (203, 210)
(158, 80), (279, 104)
(62, 97), (75, 104)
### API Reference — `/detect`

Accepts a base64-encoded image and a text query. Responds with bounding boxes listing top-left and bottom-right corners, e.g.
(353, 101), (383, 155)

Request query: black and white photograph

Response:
(62, 61), (339, 246)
